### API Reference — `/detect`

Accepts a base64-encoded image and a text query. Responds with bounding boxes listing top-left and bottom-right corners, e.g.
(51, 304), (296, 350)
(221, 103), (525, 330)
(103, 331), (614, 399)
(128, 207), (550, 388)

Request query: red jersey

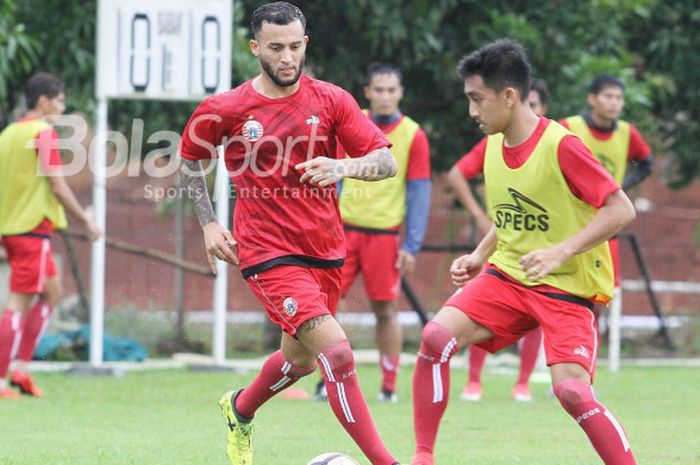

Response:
(179, 75), (391, 277)
(454, 118), (618, 208)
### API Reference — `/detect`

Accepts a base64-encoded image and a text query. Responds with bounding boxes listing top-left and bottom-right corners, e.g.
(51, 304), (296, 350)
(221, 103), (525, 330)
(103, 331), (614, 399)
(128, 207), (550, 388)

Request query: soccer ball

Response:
(307, 452), (361, 465)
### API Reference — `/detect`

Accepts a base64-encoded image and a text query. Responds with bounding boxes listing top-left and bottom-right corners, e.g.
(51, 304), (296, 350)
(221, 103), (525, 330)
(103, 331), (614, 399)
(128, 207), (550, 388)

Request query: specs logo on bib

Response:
(494, 188), (549, 232)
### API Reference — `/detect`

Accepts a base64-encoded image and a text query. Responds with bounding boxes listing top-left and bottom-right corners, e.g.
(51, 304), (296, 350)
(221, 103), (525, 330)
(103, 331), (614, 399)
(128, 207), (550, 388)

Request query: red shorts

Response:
(609, 238), (620, 287)
(246, 265), (342, 336)
(2, 234), (57, 294)
(444, 271), (599, 379)
(341, 228), (400, 301)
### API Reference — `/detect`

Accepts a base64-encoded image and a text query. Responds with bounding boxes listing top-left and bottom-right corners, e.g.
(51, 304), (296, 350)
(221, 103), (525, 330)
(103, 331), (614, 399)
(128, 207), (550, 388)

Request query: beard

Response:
(260, 55), (305, 88)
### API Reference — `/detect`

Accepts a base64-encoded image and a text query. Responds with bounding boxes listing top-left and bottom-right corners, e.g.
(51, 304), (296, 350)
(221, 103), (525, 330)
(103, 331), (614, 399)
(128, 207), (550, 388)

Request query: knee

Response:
(287, 354), (317, 373)
(318, 339), (355, 380)
(419, 321), (458, 361)
(553, 379), (593, 410)
(372, 302), (396, 321)
(288, 360), (317, 378)
(42, 277), (62, 306)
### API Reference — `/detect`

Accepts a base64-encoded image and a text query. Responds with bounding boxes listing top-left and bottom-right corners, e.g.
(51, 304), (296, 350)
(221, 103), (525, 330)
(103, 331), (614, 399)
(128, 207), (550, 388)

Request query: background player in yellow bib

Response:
(410, 40), (638, 465)
(0, 72), (100, 399)
(329, 63), (431, 403)
(561, 74), (653, 292)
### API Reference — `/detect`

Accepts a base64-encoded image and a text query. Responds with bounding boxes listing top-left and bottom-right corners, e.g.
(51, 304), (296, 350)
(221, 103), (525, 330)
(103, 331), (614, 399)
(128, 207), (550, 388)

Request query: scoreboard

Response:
(96, 0), (232, 100)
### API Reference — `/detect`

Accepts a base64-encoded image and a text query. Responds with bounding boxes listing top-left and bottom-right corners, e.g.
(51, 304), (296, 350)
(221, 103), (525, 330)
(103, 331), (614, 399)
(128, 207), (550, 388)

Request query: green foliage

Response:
(0, 0), (697, 183)
(626, 0), (700, 187)
(0, 0), (40, 121)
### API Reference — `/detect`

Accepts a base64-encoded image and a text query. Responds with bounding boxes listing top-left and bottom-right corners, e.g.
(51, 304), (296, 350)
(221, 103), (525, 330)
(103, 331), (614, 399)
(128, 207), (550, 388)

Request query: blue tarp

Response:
(34, 325), (148, 362)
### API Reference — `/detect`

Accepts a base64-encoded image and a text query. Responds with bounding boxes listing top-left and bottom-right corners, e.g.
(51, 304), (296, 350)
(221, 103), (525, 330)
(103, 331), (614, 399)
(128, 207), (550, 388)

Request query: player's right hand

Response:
(203, 222), (239, 273)
(450, 253), (483, 286)
(81, 206), (101, 241)
(85, 221), (102, 242)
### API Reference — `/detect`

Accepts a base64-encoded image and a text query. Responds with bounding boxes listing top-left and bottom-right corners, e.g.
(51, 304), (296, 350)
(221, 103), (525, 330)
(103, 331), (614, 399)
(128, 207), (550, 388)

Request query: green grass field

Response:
(1, 364), (698, 465)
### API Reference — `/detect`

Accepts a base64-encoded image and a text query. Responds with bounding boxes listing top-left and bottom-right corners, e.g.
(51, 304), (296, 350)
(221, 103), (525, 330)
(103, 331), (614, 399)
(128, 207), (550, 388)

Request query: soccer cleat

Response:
(377, 389), (398, 403)
(0, 387), (20, 399)
(218, 390), (254, 465)
(512, 383), (533, 402)
(410, 452), (435, 465)
(460, 381), (482, 402)
(10, 370), (43, 397)
(311, 379), (328, 402)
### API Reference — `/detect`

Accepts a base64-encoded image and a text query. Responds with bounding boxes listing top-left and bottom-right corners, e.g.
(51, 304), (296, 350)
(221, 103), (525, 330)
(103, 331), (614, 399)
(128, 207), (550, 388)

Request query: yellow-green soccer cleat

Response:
(218, 390), (254, 465)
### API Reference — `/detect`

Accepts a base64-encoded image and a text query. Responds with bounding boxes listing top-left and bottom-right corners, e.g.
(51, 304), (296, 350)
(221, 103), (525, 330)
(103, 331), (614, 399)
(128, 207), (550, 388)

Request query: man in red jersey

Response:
(178, 3), (400, 465)
(0, 73), (100, 399)
(447, 79), (550, 403)
(411, 40), (637, 465)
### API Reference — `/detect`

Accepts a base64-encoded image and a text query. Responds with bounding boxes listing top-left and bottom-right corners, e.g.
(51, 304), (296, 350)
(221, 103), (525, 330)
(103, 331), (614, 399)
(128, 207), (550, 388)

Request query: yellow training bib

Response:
(565, 115), (630, 185)
(340, 113), (419, 229)
(484, 120), (613, 302)
(0, 120), (67, 235)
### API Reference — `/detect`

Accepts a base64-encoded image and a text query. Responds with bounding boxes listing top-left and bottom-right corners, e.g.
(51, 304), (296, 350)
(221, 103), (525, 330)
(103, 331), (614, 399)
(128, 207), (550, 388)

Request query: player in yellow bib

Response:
(0, 73), (100, 399)
(448, 79), (550, 403)
(318, 63), (431, 403)
(410, 40), (638, 465)
(561, 74), (653, 294)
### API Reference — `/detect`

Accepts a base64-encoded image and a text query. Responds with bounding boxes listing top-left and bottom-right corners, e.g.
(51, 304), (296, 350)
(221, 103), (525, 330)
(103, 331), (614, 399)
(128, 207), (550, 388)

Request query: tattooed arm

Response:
(295, 146), (397, 187)
(181, 158), (238, 271)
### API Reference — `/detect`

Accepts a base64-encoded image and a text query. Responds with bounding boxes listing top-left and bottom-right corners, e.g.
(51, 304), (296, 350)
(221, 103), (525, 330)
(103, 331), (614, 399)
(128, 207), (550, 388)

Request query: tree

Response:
(0, 0), (40, 125)
(627, 0), (700, 187)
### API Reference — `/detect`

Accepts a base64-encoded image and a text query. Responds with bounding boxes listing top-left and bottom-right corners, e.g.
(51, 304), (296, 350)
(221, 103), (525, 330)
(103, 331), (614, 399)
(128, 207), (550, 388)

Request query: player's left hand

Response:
(396, 249), (416, 276)
(296, 157), (345, 187)
(519, 246), (567, 282)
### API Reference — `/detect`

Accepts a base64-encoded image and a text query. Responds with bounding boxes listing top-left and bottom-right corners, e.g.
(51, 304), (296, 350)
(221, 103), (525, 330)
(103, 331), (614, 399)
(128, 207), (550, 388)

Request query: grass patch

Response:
(0, 365), (698, 464)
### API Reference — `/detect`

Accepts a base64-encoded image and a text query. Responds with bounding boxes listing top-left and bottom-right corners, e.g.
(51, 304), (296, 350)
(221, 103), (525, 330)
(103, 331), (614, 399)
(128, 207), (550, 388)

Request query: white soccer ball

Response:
(307, 452), (361, 465)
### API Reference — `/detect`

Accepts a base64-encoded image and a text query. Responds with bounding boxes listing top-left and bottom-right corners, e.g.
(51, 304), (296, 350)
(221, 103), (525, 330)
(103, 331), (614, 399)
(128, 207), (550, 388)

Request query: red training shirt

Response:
(179, 75), (391, 277)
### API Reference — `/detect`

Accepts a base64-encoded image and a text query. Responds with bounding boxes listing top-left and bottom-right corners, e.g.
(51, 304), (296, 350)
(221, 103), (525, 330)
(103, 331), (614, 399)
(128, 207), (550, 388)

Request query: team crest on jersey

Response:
(242, 117), (264, 142)
(282, 297), (298, 316)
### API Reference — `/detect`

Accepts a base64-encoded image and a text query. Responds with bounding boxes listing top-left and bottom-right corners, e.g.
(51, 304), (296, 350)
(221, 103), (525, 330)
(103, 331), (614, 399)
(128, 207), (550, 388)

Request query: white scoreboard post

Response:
(92, 0), (232, 367)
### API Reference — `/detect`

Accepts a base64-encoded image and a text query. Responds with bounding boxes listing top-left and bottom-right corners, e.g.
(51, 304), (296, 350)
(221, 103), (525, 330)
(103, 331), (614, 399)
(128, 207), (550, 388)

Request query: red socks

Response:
(318, 339), (397, 465)
(554, 379), (636, 465)
(380, 354), (400, 393)
(235, 350), (315, 418)
(468, 345), (487, 384)
(0, 310), (21, 378)
(16, 301), (52, 362)
(517, 328), (542, 386)
(413, 321), (459, 454)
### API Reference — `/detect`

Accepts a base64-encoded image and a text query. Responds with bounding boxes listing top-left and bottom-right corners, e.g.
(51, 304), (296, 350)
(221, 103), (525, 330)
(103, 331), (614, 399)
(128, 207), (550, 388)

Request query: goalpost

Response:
(91, 0), (233, 367)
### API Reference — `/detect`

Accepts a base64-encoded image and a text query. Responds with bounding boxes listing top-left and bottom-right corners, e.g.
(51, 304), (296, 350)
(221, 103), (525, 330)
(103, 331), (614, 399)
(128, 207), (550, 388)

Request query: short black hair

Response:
(529, 78), (549, 106)
(589, 74), (625, 95)
(457, 39), (531, 101)
(251, 2), (306, 37)
(366, 63), (402, 85)
(25, 72), (64, 109)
